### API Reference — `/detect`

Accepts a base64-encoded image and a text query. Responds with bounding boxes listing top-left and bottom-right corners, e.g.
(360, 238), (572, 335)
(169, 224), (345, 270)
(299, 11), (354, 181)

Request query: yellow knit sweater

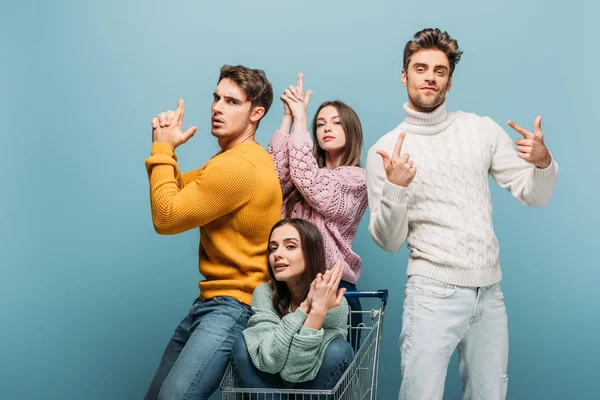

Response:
(145, 142), (282, 305)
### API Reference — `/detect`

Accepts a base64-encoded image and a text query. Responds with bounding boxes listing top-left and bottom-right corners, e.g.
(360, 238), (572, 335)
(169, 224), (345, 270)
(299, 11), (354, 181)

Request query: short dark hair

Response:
(267, 218), (326, 318)
(218, 65), (273, 125)
(403, 28), (463, 76)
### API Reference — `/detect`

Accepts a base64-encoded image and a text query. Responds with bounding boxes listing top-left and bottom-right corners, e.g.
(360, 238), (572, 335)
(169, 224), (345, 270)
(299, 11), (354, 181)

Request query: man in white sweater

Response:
(366, 28), (558, 400)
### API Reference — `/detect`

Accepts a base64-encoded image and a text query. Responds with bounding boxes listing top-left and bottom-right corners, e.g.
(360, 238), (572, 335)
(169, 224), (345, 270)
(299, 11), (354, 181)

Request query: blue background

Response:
(3, 1), (597, 399)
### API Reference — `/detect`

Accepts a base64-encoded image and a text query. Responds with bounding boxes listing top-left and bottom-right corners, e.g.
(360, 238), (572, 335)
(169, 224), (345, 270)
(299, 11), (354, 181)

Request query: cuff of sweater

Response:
(282, 308), (309, 332)
(268, 130), (290, 154)
(382, 181), (409, 203)
(299, 327), (322, 336)
(275, 130), (291, 138)
(533, 153), (558, 181)
(145, 143), (178, 172)
(151, 142), (175, 157)
(290, 130), (312, 147)
(294, 328), (324, 345)
(272, 130), (291, 146)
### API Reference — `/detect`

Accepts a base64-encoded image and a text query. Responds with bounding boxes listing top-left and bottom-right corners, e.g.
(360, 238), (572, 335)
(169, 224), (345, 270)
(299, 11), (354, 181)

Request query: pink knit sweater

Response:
(268, 130), (368, 284)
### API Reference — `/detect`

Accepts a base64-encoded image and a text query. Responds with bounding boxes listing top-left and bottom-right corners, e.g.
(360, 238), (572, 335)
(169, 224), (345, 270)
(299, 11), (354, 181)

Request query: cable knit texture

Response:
(145, 142), (282, 305)
(367, 101), (559, 287)
(242, 282), (349, 382)
(268, 130), (368, 284)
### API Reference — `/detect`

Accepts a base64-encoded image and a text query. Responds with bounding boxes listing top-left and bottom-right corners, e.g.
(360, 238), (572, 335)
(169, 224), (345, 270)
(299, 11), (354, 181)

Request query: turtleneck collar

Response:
(400, 99), (454, 135)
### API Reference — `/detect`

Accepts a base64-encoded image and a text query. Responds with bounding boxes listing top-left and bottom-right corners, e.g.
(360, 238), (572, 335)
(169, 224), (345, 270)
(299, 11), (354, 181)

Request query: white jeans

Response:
(399, 275), (509, 400)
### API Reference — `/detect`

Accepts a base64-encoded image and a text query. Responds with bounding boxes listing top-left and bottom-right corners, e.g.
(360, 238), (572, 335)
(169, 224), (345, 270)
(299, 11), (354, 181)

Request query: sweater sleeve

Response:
(145, 143), (255, 234)
(485, 117), (559, 207)
(268, 130), (295, 199)
(243, 284), (308, 374)
(366, 143), (410, 253)
(162, 150), (200, 189)
(180, 167), (203, 187)
(288, 131), (367, 219)
(279, 299), (349, 382)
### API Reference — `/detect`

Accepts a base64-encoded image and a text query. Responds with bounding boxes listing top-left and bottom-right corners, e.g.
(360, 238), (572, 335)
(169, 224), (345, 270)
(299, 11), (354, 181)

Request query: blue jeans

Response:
(232, 334), (354, 392)
(145, 296), (252, 400)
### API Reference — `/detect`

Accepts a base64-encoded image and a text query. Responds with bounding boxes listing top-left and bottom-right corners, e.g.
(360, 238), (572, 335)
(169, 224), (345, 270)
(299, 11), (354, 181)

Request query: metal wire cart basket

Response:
(220, 289), (388, 400)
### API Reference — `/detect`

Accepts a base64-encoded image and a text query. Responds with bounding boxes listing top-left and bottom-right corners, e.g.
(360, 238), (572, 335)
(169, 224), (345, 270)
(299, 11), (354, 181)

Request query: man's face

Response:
(402, 49), (452, 112)
(211, 78), (255, 142)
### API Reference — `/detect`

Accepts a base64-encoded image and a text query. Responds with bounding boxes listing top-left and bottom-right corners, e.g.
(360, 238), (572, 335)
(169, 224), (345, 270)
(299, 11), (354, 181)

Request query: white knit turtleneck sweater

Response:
(366, 101), (559, 287)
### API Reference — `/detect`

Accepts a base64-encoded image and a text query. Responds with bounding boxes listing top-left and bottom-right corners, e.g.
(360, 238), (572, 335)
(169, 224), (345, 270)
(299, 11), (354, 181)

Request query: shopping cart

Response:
(220, 289), (388, 400)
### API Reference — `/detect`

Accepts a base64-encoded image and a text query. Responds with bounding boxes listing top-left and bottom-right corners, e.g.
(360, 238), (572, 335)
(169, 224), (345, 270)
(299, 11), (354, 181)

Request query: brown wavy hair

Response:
(267, 218), (327, 317)
(284, 100), (363, 217)
(403, 28), (463, 76)
(218, 65), (273, 127)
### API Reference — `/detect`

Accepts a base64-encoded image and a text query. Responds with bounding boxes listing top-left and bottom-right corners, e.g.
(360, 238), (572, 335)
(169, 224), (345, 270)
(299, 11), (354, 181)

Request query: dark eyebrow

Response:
(224, 95), (243, 103)
(317, 115), (340, 121)
(213, 92), (243, 103)
(269, 238), (299, 245)
(413, 63), (448, 71)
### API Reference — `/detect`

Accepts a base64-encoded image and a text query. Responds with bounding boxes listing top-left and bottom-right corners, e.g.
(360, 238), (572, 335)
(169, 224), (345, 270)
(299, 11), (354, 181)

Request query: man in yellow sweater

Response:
(144, 65), (282, 400)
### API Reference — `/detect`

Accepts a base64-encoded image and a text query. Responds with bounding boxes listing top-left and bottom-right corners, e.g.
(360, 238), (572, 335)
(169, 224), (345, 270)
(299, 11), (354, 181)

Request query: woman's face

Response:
(315, 105), (347, 155)
(268, 224), (306, 283)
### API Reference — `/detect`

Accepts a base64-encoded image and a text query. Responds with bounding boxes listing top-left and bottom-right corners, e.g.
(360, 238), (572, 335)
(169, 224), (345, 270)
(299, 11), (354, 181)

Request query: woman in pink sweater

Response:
(268, 73), (368, 339)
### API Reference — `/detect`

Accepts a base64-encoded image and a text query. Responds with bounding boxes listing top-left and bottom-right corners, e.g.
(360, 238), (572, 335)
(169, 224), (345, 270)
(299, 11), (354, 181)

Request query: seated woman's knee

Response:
(323, 337), (354, 367)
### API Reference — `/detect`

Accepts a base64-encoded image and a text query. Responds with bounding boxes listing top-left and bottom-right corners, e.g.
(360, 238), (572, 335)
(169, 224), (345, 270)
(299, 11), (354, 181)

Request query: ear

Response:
(447, 76), (452, 92)
(250, 106), (265, 123)
(401, 69), (407, 87)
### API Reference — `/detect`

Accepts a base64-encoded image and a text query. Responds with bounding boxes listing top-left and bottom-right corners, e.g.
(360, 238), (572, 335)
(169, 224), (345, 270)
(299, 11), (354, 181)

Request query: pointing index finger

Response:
(174, 99), (185, 126)
(507, 120), (533, 138)
(335, 262), (344, 284)
(534, 115), (543, 138)
(393, 131), (406, 159)
(297, 72), (303, 95)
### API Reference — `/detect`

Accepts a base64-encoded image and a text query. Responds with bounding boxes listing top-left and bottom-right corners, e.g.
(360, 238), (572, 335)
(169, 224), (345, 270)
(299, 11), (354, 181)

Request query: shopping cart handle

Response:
(344, 289), (388, 305)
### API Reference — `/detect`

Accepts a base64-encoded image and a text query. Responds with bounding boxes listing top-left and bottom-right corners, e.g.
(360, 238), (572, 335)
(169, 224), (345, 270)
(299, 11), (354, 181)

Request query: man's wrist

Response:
(150, 141), (176, 155)
(153, 139), (176, 147)
(536, 153), (552, 169)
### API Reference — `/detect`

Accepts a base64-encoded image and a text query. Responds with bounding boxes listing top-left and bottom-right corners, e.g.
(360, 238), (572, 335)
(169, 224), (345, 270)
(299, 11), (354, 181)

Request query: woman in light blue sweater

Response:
(231, 218), (354, 390)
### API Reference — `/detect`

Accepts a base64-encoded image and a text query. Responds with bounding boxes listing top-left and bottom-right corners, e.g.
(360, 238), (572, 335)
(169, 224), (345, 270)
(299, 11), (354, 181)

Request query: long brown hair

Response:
(284, 100), (363, 217)
(267, 218), (327, 317)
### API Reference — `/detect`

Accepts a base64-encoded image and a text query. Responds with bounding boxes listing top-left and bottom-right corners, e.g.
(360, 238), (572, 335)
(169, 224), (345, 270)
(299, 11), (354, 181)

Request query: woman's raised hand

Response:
(299, 278), (317, 314)
(280, 72), (312, 131)
(309, 261), (346, 315)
